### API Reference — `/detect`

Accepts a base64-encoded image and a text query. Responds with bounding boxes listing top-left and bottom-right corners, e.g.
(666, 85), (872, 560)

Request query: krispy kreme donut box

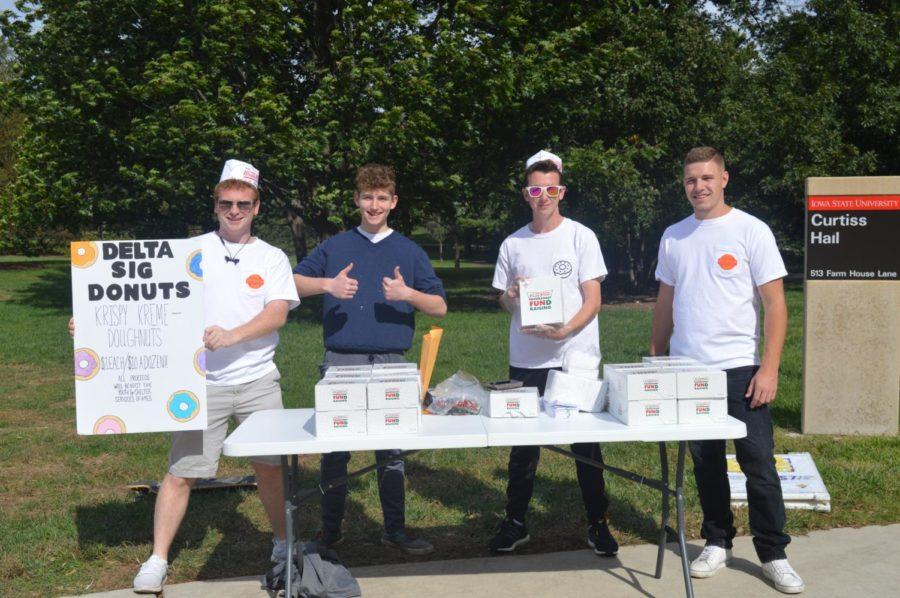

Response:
(519, 276), (564, 328)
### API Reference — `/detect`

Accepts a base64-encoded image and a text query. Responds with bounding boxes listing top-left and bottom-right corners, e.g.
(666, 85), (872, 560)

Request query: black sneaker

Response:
(313, 529), (344, 549)
(587, 520), (618, 556)
(489, 518), (530, 554)
(381, 531), (434, 555)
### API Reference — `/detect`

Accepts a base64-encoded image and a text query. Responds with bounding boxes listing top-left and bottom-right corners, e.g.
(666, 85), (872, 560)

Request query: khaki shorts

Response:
(168, 368), (283, 477)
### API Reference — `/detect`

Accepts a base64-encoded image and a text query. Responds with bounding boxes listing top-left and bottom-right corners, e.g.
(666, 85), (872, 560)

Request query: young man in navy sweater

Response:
(293, 163), (447, 555)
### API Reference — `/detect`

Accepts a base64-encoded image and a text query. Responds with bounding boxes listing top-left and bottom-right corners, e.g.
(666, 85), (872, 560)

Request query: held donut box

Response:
(367, 377), (422, 409)
(677, 398), (728, 425)
(518, 276), (564, 328)
(314, 377), (368, 411)
(366, 408), (421, 435)
(608, 391), (677, 426)
(606, 366), (677, 402)
(314, 409), (367, 437)
(486, 387), (540, 418)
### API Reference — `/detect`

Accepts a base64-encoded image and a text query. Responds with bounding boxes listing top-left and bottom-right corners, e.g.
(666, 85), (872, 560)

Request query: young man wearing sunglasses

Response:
(114, 159), (299, 593)
(650, 147), (802, 593)
(490, 150), (618, 557)
(293, 163), (447, 555)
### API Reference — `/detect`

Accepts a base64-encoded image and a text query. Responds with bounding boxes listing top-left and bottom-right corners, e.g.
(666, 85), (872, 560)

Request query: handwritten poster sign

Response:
(71, 239), (206, 435)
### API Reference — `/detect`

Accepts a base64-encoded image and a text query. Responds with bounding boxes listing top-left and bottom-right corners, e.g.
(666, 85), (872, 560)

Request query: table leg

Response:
(282, 454), (297, 596)
(655, 442), (670, 578)
(675, 441), (694, 598)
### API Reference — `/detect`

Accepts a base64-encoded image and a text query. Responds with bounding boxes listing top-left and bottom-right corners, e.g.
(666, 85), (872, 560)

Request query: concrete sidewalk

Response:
(78, 524), (899, 597)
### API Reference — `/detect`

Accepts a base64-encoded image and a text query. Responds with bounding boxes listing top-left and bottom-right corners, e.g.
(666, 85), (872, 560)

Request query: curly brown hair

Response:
(356, 163), (396, 194)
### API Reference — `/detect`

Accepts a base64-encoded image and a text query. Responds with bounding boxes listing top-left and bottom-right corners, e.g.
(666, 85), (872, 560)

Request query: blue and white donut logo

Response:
(552, 260), (573, 278)
(187, 250), (203, 281)
(167, 390), (200, 422)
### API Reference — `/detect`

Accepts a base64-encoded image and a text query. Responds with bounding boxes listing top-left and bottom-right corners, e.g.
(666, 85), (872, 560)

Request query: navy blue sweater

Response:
(294, 229), (446, 353)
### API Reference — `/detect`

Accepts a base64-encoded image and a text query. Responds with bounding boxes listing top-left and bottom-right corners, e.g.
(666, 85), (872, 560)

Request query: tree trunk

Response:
(438, 240), (443, 262)
(285, 203), (308, 263)
(626, 231), (636, 288)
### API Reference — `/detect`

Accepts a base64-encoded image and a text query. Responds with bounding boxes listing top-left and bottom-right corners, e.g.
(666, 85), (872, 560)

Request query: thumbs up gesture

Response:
(382, 266), (412, 302)
(326, 263), (359, 299)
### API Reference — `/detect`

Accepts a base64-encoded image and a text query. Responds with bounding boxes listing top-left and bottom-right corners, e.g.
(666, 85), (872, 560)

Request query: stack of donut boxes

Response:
(604, 356), (728, 426)
(314, 363), (422, 437)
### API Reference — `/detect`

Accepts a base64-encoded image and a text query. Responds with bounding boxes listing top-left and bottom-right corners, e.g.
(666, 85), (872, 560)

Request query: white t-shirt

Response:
(493, 218), (608, 369)
(655, 208), (787, 369)
(199, 232), (300, 385)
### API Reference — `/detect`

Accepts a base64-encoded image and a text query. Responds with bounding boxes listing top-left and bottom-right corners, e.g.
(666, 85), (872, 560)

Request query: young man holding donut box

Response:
(293, 163), (447, 555)
(490, 150), (618, 557)
(71, 159), (300, 594)
(650, 147), (803, 594)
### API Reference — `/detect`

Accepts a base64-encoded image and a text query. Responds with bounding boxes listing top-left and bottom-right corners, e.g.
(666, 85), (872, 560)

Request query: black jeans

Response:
(503, 366), (610, 525)
(690, 365), (790, 562)
(319, 350), (407, 536)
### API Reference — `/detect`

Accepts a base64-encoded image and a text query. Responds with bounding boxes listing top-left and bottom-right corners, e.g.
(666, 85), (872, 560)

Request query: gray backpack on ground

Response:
(265, 540), (361, 598)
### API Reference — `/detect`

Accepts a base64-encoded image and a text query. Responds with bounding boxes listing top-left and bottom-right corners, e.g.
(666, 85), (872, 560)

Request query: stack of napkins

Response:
(314, 362), (422, 437)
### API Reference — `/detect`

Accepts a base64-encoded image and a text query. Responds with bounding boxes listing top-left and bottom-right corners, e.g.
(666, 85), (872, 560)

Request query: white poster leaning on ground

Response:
(728, 452), (831, 512)
(71, 239), (206, 435)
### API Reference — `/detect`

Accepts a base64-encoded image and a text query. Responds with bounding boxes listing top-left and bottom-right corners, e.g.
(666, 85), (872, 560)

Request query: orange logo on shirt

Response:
(246, 274), (265, 289)
(717, 254), (738, 271)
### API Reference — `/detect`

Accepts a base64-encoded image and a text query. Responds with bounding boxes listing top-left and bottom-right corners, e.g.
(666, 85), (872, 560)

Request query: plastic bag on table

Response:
(424, 370), (486, 415)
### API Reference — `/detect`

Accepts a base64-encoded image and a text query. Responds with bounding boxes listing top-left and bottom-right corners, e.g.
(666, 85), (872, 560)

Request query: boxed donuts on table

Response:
(314, 362), (423, 437)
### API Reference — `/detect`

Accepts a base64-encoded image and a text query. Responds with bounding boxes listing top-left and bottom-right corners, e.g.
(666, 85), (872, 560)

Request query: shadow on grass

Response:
(11, 263), (72, 312)
(74, 489), (280, 579)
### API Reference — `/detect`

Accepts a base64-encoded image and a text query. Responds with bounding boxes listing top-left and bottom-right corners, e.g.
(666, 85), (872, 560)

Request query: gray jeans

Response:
(319, 350), (408, 535)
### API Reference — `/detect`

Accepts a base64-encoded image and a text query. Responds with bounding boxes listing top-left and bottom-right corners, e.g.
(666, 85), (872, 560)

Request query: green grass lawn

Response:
(0, 259), (897, 595)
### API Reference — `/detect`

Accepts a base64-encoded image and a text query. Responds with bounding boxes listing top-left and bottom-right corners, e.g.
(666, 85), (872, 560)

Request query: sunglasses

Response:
(524, 185), (565, 198)
(216, 199), (257, 212)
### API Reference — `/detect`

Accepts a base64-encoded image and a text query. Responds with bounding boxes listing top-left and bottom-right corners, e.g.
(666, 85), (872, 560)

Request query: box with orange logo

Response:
(314, 409), (367, 437)
(366, 408), (421, 435)
(605, 366), (677, 403)
(607, 391), (677, 425)
(677, 398), (728, 425)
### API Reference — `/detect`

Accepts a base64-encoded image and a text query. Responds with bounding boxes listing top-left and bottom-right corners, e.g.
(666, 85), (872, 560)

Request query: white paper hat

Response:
(219, 159), (260, 189)
(525, 150), (563, 173)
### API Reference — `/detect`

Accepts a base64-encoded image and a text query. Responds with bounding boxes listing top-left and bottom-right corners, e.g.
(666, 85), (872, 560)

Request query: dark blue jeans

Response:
(690, 365), (791, 562)
(504, 366), (610, 525)
(319, 350), (407, 536)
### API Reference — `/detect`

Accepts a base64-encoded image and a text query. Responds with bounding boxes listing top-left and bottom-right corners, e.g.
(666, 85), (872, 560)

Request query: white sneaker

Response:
(690, 545), (732, 578)
(133, 555), (168, 593)
(762, 559), (805, 593)
(271, 538), (287, 564)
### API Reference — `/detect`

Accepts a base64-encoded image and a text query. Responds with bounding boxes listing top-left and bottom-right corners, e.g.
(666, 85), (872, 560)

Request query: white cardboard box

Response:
(324, 364), (373, 374)
(323, 371), (372, 382)
(642, 356), (699, 365)
(487, 387), (540, 418)
(608, 392), (677, 425)
(602, 362), (649, 380)
(314, 378), (368, 411)
(366, 408), (421, 435)
(519, 276), (564, 328)
(367, 377), (421, 409)
(607, 367), (677, 402)
(314, 410), (367, 437)
(372, 362), (418, 371)
(667, 367), (727, 400)
(370, 369), (420, 379)
(545, 369), (607, 413)
(678, 398), (728, 424)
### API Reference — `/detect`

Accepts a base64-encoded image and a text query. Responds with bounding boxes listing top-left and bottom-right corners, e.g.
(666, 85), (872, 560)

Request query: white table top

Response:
(223, 408), (488, 457)
(483, 411), (746, 446)
(224, 409), (747, 457)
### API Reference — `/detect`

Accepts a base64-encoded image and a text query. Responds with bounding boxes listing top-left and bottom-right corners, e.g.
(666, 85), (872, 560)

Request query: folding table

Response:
(223, 408), (746, 598)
